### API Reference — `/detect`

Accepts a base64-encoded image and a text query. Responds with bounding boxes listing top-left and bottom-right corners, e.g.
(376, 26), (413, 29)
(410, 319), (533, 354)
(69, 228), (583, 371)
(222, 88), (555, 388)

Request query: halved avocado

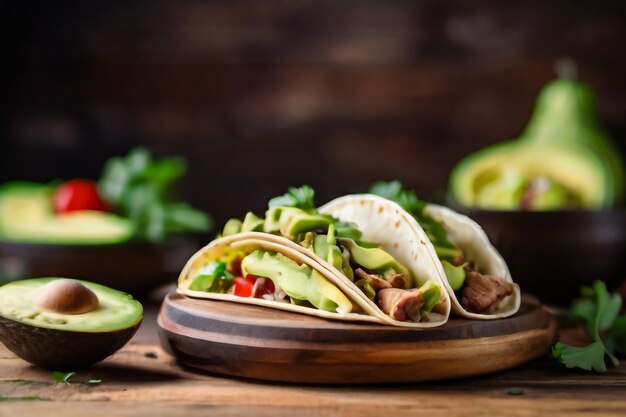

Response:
(0, 182), (135, 245)
(449, 77), (624, 210)
(0, 182), (54, 233)
(0, 277), (143, 369)
(450, 141), (612, 209)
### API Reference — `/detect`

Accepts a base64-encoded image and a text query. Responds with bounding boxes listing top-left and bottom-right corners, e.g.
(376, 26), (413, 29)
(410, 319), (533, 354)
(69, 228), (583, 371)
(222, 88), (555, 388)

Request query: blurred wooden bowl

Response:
(0, 237), (200, 295)
(449, 205), (626, 306)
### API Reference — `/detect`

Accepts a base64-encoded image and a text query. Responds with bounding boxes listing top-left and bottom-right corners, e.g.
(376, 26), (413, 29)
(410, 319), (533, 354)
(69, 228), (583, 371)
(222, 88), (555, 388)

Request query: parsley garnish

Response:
(268, 185), (316, 212)
(99, 147), (213, 242)
(551, 281), (625, 372)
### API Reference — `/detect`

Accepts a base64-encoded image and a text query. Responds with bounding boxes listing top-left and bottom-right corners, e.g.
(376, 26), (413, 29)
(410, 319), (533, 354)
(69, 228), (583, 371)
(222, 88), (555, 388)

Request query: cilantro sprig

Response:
(551, 281), (625, 372)
(99, 148), (213, 242)
(268, 185), (316, 212)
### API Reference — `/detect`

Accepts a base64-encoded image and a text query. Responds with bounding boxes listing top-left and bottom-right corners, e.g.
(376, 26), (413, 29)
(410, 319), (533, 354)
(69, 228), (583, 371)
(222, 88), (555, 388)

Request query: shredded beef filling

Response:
(376, 288), (424, 322)
(385, 272), (407, 289)
(460, 270), (514, 313)
(354, 268), (391, 291)
(354, 268), (405, 290)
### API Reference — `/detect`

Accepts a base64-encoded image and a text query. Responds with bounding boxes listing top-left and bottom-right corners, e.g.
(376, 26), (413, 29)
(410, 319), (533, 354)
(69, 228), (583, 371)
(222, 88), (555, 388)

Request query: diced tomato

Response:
(233, 276), (257, 297)
(54, 179), (108, 213)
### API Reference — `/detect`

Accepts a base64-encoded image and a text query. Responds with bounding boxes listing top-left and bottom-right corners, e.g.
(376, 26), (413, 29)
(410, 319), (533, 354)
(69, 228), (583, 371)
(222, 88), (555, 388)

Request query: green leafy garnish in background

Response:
(99, 148), (213, 242)
(268, 185), (316, 212)
(551, 281), (625, 372)
(369, 181), (460, 262)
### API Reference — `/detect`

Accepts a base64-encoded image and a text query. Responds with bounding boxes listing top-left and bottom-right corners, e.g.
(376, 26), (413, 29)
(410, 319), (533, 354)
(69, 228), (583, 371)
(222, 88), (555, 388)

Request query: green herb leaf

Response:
(552, 340), (608, 372)
(605, 316), (626, 356)
(189, 261), (234, 293)
(268, 186), (316, 211)
(52, 371), (76, 383)
(551, 280), (625, 372)
(0, 395), (41, 401)
(99, 147), (213, 242)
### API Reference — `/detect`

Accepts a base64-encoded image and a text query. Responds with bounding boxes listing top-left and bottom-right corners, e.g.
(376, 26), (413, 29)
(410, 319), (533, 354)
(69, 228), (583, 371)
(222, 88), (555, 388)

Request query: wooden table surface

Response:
(1, 303), (625, 417)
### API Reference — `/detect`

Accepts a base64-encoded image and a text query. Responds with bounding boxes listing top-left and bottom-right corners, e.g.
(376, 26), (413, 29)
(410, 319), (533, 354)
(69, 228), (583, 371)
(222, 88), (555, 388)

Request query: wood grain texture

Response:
(157, 294), (556, 383)
(0, 301), (624, 417)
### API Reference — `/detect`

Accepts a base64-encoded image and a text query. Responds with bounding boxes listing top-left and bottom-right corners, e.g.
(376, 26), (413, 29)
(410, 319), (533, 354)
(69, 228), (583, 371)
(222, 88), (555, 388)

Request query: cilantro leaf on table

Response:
(99, 148), (213, 242)
(268, 185), (316, 211)
(551, 280), (624, 372)
(52, 371), (76, 383)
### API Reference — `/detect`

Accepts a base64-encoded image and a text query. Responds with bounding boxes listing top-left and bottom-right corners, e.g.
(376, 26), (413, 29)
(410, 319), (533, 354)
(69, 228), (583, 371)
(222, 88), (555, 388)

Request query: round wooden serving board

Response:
(158, 293), (557, 384)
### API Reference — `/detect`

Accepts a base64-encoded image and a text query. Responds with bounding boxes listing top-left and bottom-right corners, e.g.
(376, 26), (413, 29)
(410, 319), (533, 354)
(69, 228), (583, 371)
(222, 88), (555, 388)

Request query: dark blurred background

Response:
(2, 0), (626, 226)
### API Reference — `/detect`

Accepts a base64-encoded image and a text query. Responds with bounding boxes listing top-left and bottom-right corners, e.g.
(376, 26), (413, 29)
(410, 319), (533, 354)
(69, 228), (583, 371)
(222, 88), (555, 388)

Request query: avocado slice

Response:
(449, 77), (623, 210)
(0, 277), (143, 369)
(0, 182), (135, 245)
(339, 238), (412, 288)
(241, 250), (353, 314)
(264, 207), (333, 237)
(240, 211), (264, 232)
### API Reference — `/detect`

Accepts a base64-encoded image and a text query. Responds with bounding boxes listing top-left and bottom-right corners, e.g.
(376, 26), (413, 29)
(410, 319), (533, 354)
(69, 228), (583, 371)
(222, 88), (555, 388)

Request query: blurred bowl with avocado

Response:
(447, 66), (626, 305)
(0, 148), (213, 293)
(448, 66), (626, 305)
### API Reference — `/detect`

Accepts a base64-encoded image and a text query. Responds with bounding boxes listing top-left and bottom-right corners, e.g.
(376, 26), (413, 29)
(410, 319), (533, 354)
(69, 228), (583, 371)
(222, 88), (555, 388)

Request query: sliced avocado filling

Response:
(242, 250), (352, 314)
(241, 212), (264, 232)
(442, 261), (467, 291)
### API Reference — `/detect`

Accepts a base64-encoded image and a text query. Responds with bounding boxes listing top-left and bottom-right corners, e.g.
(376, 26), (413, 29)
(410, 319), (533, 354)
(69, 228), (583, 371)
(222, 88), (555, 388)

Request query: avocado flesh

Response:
(0, 278), (143, 332)
(450, 78), (623, 209)
(522, 79), (624, 199)
(451, 141), (611, 210)
(0, 181), (135, 244)
(241, 250), (353, 314)
(0, 182), (54, 233)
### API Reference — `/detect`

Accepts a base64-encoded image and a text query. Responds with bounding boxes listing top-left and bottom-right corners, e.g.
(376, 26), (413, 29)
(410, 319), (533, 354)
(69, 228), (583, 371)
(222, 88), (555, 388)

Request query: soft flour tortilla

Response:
(178, 205), (452, 327)
(423, 204), (521, 319)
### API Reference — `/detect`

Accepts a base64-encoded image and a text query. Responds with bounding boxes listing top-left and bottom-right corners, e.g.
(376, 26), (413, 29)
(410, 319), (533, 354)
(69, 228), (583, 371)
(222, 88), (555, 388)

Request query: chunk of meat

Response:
(385, 272), (406, 289)
(354, 268), (405, 289)
(460, 270), (514, 313)
(354, 268), (391, 291)
(376, 288), (424, 322)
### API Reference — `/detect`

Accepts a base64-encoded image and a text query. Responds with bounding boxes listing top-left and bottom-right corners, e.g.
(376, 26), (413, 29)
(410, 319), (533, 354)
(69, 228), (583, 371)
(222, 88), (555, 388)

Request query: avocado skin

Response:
(0, 314), (141, 370)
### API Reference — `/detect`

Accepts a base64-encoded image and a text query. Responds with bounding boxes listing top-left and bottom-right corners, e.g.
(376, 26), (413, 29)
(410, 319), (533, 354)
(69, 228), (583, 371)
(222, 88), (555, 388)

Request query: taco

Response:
(369, 181), (521, 319)
(177, 187), (451, 327)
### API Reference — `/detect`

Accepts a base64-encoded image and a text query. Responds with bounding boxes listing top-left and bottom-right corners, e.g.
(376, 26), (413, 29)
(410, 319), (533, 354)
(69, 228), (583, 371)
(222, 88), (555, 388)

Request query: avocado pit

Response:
(33, 279), (99, 315)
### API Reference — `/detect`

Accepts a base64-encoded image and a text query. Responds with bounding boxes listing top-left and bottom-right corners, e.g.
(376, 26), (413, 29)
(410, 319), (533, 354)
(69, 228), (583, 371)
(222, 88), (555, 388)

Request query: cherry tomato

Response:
(233, 276), (257, 297)
(54, 179), (108, 213)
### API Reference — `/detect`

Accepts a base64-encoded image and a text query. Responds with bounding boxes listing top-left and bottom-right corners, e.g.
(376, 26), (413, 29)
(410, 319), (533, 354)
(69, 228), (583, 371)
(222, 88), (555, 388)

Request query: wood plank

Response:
(1, 336), (625, 417)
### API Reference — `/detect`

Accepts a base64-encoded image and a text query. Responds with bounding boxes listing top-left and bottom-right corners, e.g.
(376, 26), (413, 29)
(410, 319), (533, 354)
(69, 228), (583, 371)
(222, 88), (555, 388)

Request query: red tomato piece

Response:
(233, 276), (257, 297)
(54, 179), (108, 213)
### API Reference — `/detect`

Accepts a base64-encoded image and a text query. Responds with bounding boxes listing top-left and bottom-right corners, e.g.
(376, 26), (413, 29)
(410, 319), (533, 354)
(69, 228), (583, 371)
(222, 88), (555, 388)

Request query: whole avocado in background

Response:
(450, 76), (625, 210)
(0, 277), (143, 369)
